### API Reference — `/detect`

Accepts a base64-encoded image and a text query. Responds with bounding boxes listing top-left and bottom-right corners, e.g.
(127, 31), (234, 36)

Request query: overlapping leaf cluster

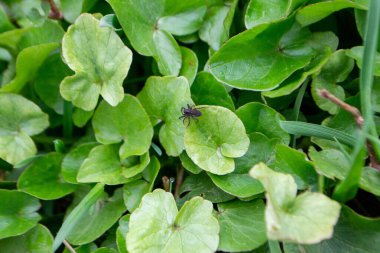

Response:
(1, 0), (380, 253)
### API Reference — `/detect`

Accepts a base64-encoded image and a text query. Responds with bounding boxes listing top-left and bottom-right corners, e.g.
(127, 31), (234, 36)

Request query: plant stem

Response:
(174, 166), (184, 199)
(47, 0), (62, 19)
(291, 80), (308, 148)
(63, 240), (76, 253)
(63, 101), (73, 140)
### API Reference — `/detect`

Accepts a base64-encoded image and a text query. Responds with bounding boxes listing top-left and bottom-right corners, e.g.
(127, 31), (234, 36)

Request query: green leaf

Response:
(360, 166), (380, 196)
(121, 152), (150, 179)
(61, 142), (99, 184)
(0, 224), (53, 253)
(1, 43), (60, 93)
(66, 187), (126, 245)
(60, 13), (132, 111)
(137, 76), (193, 156)
(60, 0), (85, 23)
(290, 206), (380, 253)
(92, 94), (153, 159)
(73, 107), (94, 127)
(209, 19), (315, 90)
(179, 173), (235, 204)
(93, 248), (118, 253)
(184, 105), (249, 175)
(191, 72), (235, 111)
(34, 52), (73, 114)
(0, 5), (15, 33)
(179, 47), (198, 85)
(116, 215), (130, 253)
(0, 189), (41, 239)
(77, 144), (145, 185)
(274, 144), (318, 190)
(126, 189), (219, 253)
(208, 133), (276, 198)
(199, 0), (238, 50)
(311, 50), (354, 114)
(179, 151), (203, 174)
(346, 46), (380, 76)
(296, 0), (368, 27)
(217, 199), (267, 252)
(245, 0), (306, 29)
(236, 102), (290, 144)
(18, 153), (76, 200)
(108, 0), (207, 76)
(250, 163), (341, 244)
(0, 93), (49, 165)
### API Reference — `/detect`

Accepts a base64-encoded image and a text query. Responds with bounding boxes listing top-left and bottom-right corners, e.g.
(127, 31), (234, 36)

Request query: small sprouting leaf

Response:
(137, 76), (193, 156)
(296, 0), (368, 27)
(66, 187), (126, 245)
(0, 189), (41, 239)
(199, 0), (238, 50)
(191, 72), (235, 111)
(60, 13), (132, 111)
(34, 53), (72, 115)
(346, 46), (380, 76)
(208, 133), (276, 198)
(0, 224), (53, 253)
(0, 93), (49, 165)
(250, 163), (341, 244)
(77, 144), (148, 185)
(184, 106), (249, 175)
(209, 18), (315, 91)
(18, 153), (77, 200)
(61, 142), (99, 184)
(236, 102), (290, 144)
(126, 189), (219, 253)
(92, 94), (153, 159)
(108, 0), (207, 76)
(311, 50), (354, 114)
(217, 199), (267, 252)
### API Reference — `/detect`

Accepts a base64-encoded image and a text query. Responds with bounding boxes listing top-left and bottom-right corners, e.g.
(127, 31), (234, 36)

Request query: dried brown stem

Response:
(162, 176), (170, 192)
(63, 240), (76, 253)
(174, 166), (184, 199)
(317, 88), (380, 169)
(46, 0), (62, 20)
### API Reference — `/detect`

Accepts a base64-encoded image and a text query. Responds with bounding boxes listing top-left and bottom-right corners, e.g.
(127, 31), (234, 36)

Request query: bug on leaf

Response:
(179, 104), (202, 127)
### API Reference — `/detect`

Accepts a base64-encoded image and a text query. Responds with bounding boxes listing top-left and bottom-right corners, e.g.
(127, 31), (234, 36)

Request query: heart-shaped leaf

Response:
(217, 199), (267, 252)
(137, 76), (193, 156)
(92, 94), (153, 159)
(0, 224), (53, 253)
(250, 163), (341, 244)
(209, 18), (315, 90)
(0, 93), (49, 165)
(108, 0), (206, 76)
(184, 105), (249, 175)
(60, 13), (132, 111)
(0, 189), (41, 239)
(18, 153), (77, 200)
(126, 189), (219, 253)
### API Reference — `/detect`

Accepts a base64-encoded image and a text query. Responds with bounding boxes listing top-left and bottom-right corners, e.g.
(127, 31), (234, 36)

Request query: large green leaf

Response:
(199, 0), (238, 50)
(296, 0), (368, 27)
(92, 94), (153, 159)
(60, 13), (132, 111)
(217, 199), (267, 252)
(66, 187), (126, 245)
(0, 93), (49, 165)
(137, 76), (193, 156)
(191, 71), (235, 111)
(250, 163), (341, 244)
(126, 189), (219, 253)
(184, 105), (249, 175)
(209, 19), (315, 90)
(108, 0), (206, 75)
(285, 206), (380, 253)
(236, 102), (290, 144)
(0, 224), (53, 253)
(208, 133), (276, 198)
(0, 189), (41, 239)
(18, 153), (77, 200)
(245, 0), (306, 29)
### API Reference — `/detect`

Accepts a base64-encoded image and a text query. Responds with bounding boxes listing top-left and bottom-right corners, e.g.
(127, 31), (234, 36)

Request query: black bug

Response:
(179, 104), (202, 126)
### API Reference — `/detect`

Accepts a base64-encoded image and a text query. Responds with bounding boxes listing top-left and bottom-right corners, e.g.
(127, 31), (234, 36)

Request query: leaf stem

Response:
(174, 166), (184, 199)
(63, 240), (76, 253)
(46, 0), (62, 20)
